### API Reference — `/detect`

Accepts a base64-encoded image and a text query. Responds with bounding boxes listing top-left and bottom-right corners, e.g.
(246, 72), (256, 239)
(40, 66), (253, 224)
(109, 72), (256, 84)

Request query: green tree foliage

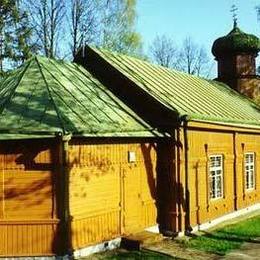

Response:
(0, 0), (141, 67)
(98, 0), (142, 56)
(0, 0), (33, 75)
(68, 0), (142, 58)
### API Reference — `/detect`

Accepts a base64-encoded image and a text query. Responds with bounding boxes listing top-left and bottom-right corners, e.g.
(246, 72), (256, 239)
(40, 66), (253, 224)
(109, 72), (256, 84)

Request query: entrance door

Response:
(122, 164), (157, 234)
(122, 164), (142, 234)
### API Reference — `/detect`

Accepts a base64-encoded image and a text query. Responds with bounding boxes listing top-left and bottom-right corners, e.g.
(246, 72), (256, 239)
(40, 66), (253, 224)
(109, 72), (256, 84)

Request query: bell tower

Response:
(212, 17), (260, 98)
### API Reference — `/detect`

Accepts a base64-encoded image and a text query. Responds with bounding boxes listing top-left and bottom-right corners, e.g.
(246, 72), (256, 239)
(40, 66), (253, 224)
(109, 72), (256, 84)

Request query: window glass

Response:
(209, 155), (223, 199)
(245, 153), (255, 190)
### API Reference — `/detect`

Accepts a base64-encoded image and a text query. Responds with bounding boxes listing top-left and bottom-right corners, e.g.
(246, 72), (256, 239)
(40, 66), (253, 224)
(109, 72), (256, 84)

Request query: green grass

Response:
(100, 249), (174, 259)
(180, 215), (260, 255)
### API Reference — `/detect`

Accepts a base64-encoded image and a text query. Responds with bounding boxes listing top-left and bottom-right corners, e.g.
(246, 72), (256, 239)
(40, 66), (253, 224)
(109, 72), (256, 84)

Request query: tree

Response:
(0, 0), (33, 75)
(25, 0), (66, 58)
(178, 37), (209, 76)
(255, 5), (260, 75)
(70, 0), (97, 58)
(98, 0), (142, 55)
(150, 34), (178, 68)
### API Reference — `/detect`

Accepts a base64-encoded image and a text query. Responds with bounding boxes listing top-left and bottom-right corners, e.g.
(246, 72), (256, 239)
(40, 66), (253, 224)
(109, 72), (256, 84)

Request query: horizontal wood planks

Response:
(0, 140), (59, 256)
(236, 133), (260, 209)
(187, 129), (260, 228)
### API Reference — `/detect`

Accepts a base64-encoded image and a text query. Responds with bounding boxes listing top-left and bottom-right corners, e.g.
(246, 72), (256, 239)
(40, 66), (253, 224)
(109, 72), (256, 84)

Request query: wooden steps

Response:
(121, 231), (164, 250)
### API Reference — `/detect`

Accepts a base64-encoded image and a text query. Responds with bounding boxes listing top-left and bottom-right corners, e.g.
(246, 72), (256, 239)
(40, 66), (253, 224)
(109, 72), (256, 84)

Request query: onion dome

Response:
(212, 23), (260, 58)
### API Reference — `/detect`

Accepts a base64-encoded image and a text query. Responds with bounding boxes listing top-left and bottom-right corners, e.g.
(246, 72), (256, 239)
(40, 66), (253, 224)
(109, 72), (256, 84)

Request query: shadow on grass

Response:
(104, 249), (175, 259)
(179, 215), (260, 255)
(198, 230), (260, 244)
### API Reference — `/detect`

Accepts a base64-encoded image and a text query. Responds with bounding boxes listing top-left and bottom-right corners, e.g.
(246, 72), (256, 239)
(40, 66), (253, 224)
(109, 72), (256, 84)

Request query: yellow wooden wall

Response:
(236, 133), (260, 209)
(186, 128), (260, 229)
(2, 130), (258, 255)
(68, 140), (158, 250)
(0, 140), (59, 256)
(155, 140), (183, 234)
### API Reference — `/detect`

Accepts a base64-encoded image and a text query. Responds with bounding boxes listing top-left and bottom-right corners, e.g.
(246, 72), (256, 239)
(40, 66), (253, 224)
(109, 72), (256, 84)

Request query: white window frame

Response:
(244, 152), (255, 191)
(209, 155), (223, 200)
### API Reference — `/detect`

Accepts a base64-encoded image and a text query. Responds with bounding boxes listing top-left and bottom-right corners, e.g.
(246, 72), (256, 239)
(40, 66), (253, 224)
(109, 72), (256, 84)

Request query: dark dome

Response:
(212, 26), (260, 58)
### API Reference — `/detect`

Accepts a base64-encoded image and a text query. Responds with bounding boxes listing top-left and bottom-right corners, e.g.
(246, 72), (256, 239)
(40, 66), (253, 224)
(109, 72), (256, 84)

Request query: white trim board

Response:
(73, 238), (121, 259)
(193, 203), (260, 233)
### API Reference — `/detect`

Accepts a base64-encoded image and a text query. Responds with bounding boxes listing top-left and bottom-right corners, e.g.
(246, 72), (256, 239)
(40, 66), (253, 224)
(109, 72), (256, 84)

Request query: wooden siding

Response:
(0, 140), (59, 256)
(68, 140), (158, 250)
(0, 219), (58, 256)
(236, 133), (260, 209)
(187, 130), (235, 226)
(187, 129), (260, 229)
(155, 139), (185, 234)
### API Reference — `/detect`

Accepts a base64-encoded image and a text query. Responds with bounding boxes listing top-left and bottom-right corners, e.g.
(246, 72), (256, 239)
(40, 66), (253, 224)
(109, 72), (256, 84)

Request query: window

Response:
(209, 155), (223, 199)
(244, 153), (255, 190)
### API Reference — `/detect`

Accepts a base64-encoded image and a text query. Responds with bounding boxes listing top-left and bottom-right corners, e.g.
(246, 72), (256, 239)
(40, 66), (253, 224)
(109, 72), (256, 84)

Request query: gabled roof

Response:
(0, 56), (160, 139)
(89, 47), (260, 128)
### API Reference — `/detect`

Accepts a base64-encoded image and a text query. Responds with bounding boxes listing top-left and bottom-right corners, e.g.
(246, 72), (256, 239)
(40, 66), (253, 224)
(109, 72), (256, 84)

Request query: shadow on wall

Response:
(141, 136), (187, 235)
(0, 139), (63, 255)
(141, 143), (156, 201)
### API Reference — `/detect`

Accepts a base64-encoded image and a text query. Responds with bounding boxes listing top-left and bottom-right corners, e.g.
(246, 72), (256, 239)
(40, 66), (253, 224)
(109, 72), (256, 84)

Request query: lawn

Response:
(86, 249), (175, 259)
(179, 215), (260, 255)
(103, 249), (175, 259)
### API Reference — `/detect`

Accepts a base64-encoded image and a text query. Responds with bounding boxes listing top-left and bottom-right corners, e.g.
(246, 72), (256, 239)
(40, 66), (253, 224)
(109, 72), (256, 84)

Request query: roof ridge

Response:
(0, 58), (32, 115)
(48, 59), (107, 123)
(41, 59), (99, 126)
(91, 46), (209, 81)
(92, 46), (260, 113)
(93, 46), (260, 109)
(89, 46), (260, 127)
(95, 48), (178, 112)
(35, 56), (67, 134)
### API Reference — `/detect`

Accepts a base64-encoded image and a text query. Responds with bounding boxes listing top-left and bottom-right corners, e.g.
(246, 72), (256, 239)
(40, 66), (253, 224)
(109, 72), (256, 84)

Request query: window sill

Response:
(210, 196), (224, 202)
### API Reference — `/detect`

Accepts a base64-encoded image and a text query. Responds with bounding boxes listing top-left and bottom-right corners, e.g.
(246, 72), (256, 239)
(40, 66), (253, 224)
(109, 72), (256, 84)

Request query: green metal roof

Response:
(0, 56), (160, 139)
(90, 47), (260, 128)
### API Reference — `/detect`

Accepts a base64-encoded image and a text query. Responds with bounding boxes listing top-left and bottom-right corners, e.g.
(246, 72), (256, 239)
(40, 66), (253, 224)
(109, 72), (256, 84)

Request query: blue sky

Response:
(136, 0), (259, 75)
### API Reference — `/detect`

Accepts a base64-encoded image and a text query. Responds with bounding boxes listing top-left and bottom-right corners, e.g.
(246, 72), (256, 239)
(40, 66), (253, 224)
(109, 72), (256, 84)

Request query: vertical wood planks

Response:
(68, 139), (158, 249)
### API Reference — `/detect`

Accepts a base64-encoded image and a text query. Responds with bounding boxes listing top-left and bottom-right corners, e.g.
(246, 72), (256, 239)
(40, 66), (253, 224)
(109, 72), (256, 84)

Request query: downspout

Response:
(233, 132), (238, 211)
(58, 133), (72, 255)
(179, 115), (192, 234)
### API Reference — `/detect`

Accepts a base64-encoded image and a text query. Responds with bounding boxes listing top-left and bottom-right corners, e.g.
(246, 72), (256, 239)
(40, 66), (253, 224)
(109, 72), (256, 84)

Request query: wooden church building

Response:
(0, 24), (260, 257)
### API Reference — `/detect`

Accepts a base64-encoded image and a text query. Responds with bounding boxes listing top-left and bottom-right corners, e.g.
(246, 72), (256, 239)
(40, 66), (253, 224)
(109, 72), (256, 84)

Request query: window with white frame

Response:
(244, 153), (255, 190)
(209, 155), (223, 199)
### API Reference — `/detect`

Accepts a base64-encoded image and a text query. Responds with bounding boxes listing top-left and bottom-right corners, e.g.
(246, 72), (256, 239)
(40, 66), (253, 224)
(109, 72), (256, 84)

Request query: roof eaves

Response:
(208, 79), (260, 111)
(0, 134), (56, 140)
(189, 118), (260, 130)
(73, 131), (164, 138)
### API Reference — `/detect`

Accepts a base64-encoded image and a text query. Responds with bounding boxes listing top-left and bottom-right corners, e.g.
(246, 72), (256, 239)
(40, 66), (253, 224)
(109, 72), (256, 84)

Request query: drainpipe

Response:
(179, 115), (192, 234)
(233, 132), (238, 211)
(58, 133), (72, 255)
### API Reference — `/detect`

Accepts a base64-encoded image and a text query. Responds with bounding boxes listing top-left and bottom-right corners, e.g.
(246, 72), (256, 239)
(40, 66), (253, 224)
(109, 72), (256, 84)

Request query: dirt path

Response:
(221, 241), (260, 260)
